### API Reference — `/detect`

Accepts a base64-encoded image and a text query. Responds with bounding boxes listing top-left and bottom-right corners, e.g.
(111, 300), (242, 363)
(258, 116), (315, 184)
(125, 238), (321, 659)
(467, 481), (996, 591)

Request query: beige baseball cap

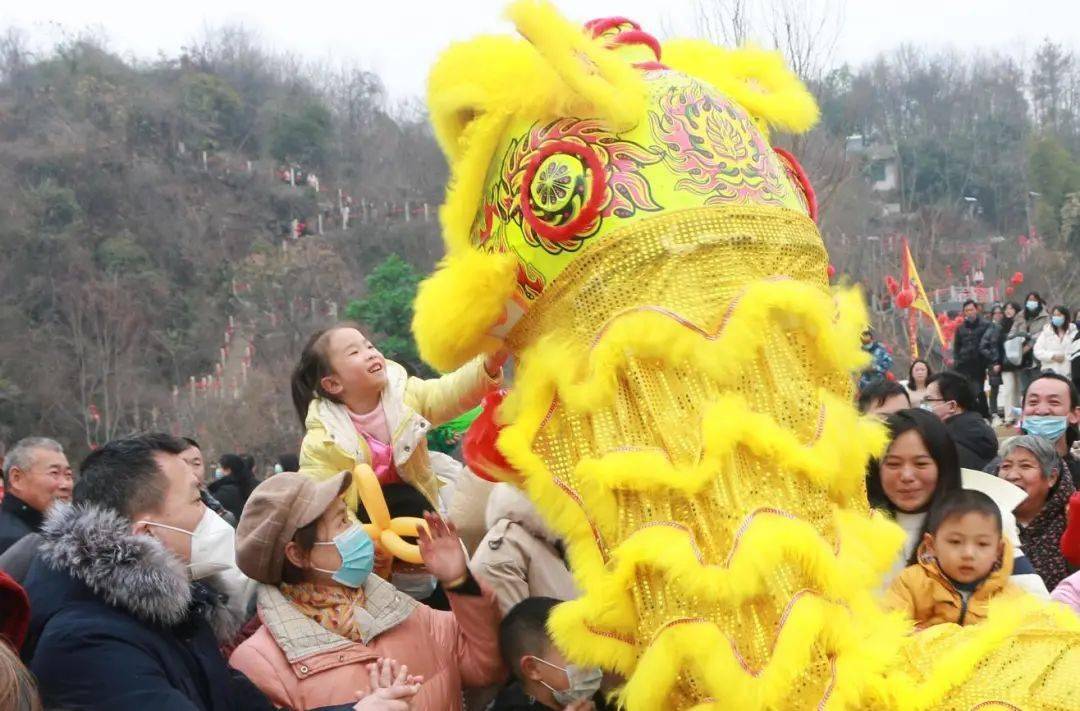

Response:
(235, 470), (351, 584)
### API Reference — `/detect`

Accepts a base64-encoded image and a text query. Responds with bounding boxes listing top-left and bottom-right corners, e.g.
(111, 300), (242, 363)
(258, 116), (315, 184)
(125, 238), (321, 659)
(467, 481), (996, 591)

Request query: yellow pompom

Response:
(507, 0), (646, 132)
(412, 249), (518, 372)
(662, 39), (820, 135)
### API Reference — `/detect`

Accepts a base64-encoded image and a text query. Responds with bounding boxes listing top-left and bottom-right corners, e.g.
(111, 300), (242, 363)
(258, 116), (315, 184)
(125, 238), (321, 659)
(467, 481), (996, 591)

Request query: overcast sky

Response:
(3, 1), (1078, 100)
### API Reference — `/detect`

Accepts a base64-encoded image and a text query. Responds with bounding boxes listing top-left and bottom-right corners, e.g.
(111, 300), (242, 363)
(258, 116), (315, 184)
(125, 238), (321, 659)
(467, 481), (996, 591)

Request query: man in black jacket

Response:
(22, 433), (273, 711)
(952, 300), (992, 418)
(0, 438), (71, 555)
(924, 371), (999, 471)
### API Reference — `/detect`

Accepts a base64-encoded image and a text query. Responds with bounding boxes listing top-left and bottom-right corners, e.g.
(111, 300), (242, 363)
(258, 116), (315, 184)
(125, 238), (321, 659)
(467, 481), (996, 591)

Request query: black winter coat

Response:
(208, 475), (255, 522)
(0, 493), (44, 556)
(953, 317), (992, 374)
(944, 410), (999, 472)
(23, 503), (271, 711)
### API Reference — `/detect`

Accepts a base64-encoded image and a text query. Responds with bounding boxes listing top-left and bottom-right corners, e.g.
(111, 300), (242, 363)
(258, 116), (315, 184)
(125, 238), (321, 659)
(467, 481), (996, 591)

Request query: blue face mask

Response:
(1052, 315), (1066, 328)
(1022, 415), (1069, 443)
(1026, 300), (1040, 312)
(313, 524), (375, 588)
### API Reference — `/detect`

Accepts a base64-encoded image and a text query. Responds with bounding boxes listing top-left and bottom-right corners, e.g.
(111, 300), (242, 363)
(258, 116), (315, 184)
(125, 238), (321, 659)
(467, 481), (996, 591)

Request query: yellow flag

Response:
(902, 238), (946, 349)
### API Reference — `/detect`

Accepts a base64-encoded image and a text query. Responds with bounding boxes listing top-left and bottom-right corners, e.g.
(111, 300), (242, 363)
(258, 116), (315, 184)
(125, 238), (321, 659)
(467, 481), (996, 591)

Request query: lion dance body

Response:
(411, 3), (1080, 709)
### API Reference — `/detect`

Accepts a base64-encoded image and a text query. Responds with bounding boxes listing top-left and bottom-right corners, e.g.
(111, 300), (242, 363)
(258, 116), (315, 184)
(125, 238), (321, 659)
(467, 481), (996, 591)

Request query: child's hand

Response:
(353, 659), (422, 711)
(417, 512), (468, 586)
(483, 349), (510, 378)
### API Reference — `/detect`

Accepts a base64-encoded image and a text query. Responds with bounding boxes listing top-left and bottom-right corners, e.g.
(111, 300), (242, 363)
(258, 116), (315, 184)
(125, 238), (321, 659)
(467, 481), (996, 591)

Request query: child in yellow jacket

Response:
(884, 489), (1024, 628)
(291, 322), (505, 516)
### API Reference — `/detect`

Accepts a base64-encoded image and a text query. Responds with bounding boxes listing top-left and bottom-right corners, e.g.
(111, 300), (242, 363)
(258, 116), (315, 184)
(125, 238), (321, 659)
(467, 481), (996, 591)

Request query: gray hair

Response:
(998, 435), (1059, 479)
(2, 437), (65, 486)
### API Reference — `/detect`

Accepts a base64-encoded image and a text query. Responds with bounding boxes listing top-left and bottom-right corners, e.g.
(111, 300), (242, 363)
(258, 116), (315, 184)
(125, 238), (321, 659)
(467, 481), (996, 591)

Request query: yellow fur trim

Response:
(506, 0), (646, 132)
(426, 1), (649, 254)
(412, 250), (517, 372)
(662, 40), (820, 136)
(437, 110), (513, 253)
(573, 392), (886, 507)
(492, 284), (905, 707)
(500, 281), (869, 420)
(547, 509), (906, 669)
(887, 593), (1080, 710)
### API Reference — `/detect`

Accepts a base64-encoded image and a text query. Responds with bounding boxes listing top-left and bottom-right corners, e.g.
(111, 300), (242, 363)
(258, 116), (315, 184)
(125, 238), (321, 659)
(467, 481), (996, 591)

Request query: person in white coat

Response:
(1034, 306), (1078, 378)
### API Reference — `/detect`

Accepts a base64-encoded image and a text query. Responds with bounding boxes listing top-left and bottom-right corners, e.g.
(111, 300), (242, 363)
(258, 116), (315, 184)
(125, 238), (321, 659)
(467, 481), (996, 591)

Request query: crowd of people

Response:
(0, 315), (1078, 710)
(858, 290), (1080, 629)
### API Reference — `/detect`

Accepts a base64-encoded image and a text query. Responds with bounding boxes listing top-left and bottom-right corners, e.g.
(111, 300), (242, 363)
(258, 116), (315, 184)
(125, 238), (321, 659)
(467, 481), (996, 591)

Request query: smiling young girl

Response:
(291, 322), (506, 514)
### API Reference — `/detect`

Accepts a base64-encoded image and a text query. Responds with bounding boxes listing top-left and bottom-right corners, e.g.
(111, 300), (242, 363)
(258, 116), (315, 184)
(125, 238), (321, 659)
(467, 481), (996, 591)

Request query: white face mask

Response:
(140, 507), (237, 580)
(528, 657), (604, 706)
(392, 570), (438, 600)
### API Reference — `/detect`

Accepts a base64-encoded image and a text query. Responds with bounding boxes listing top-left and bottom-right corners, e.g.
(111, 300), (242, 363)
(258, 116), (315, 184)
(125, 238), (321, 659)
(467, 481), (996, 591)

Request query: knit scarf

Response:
(280, 582), (367, 643)
(1018, 465), (1077, 591)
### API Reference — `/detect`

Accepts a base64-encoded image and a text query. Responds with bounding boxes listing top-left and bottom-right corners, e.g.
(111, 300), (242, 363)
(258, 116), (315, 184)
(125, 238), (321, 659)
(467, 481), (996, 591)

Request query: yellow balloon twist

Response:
(353, 464), (429, 565)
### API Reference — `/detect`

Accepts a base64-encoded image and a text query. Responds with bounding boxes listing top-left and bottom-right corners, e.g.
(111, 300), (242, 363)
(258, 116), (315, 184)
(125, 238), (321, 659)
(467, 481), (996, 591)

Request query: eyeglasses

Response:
(921, 397), (945, 404)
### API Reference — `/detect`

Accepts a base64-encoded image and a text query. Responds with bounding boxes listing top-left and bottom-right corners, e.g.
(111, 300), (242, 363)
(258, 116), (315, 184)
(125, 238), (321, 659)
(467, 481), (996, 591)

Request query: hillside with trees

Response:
(1, 19), (1078, 463)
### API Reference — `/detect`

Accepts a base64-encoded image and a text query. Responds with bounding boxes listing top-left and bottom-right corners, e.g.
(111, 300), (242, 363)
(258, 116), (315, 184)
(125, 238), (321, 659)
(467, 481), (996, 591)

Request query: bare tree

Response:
(693, 0), (845, 83)
(694, 0), (751, 46)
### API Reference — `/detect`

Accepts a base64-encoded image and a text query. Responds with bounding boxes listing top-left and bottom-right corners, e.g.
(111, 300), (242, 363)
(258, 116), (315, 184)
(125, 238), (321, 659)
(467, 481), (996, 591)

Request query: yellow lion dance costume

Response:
(412, 3), (1080, 708)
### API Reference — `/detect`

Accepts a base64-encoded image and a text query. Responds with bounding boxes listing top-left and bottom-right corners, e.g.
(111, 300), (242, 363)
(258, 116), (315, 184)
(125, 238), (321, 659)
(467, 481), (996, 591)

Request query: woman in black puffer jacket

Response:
(208, 453), (257, 521)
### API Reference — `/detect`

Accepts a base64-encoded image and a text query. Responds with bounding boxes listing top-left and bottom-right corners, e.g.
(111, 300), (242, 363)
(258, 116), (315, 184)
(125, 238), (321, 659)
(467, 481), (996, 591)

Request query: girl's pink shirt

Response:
(347, 404), (401, 485)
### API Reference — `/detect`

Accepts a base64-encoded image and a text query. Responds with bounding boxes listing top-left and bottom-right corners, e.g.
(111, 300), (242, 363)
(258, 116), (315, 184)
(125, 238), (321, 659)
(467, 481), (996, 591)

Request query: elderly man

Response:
(1019, 372), (1080, 489)
(0, 438), (71, 555)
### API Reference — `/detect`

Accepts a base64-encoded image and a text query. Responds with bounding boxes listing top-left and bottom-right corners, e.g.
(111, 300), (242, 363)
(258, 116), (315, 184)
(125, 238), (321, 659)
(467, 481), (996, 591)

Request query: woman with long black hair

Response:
(867, 409), (1048, 596)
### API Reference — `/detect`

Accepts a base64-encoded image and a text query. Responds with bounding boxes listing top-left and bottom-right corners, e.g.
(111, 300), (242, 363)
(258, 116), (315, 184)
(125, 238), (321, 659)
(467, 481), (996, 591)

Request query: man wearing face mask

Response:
(20, 433), (274, 710)
(1019, 372), (1080, 489)
(492, 597), (606, 711)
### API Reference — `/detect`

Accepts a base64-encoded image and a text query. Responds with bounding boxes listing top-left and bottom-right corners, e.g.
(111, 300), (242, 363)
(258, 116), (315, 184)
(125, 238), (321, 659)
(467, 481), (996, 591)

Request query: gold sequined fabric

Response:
(500, 204), (1080, 710)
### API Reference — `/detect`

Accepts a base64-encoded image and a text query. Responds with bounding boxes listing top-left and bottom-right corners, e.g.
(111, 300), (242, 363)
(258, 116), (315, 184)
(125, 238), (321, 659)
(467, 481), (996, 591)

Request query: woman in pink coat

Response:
(230, 470), (505, 710)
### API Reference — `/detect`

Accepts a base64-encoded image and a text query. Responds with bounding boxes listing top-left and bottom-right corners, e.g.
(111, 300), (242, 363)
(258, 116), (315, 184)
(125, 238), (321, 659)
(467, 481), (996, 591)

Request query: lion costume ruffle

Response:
(413, 2), (1080, 709)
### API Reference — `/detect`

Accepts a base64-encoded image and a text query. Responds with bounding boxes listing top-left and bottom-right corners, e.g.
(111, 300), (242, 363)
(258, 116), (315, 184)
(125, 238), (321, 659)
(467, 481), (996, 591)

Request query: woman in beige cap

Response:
(229, 470), (505, 711)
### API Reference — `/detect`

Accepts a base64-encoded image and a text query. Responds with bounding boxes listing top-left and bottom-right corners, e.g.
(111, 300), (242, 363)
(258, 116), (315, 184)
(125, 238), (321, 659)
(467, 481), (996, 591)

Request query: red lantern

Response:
(896, 288), (915, 309)
(1011, 271), (1024, 285)
(463, 389), (522, 485)
(827, 264), (836, 280)
(1005, 286), (1015, 296)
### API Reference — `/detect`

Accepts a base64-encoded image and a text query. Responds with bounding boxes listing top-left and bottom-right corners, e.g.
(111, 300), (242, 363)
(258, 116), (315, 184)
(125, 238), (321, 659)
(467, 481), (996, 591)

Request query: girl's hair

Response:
(866, 408), (962, 564)
(290, 322), (364, 427)
(0, 641), (42, 711)
(1052, 305), (1071, 334)
(1003, 301), (1020, 317)
(907, 358), (932, 389)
